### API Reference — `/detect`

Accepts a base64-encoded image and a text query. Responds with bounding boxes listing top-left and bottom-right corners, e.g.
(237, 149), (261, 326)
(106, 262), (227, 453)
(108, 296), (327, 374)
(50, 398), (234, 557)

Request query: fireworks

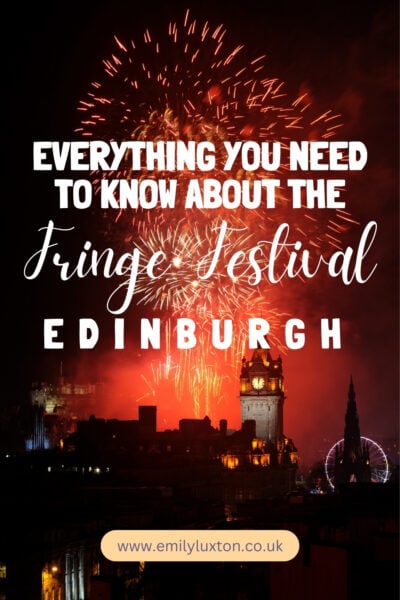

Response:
(75, 9), (357, 420)
(75, 8), (349, 251)
(131, 217), (257, 312)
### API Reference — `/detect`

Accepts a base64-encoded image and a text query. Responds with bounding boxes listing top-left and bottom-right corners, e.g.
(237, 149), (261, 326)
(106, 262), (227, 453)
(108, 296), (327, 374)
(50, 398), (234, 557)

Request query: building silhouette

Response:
(1, 362), (398, 600)
(221, 347), (298, 505)
(334, 377), (371, 486)
(27, 376), (99, 450)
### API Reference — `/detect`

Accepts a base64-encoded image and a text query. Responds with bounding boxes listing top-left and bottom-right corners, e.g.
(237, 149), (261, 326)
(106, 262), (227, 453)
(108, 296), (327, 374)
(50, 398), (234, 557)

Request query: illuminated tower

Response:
(221, 348), (297, 501)
(239, 347), (284, 445)
(334, 377), (371, 485)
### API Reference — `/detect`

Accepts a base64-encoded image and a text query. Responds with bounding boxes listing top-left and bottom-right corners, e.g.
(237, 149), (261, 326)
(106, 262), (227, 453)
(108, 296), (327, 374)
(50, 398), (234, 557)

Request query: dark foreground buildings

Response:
(0, 351), (398, 599)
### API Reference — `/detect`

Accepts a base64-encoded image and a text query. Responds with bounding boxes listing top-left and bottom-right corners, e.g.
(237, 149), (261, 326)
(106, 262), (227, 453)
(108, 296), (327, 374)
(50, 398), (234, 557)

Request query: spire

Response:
(348, 375), (355, 402)
(345, 376), (359, 425)
(346, 376), (358, 423)
(334, 376), (371, 485)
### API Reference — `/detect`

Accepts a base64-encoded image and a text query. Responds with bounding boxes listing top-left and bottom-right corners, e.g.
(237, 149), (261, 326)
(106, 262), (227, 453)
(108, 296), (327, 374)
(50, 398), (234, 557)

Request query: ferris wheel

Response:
(324, 436), (390, 490)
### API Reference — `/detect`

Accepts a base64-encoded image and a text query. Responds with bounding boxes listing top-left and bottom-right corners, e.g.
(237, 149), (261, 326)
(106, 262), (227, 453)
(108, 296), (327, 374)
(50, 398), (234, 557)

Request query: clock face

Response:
(252, 376), (265, 390)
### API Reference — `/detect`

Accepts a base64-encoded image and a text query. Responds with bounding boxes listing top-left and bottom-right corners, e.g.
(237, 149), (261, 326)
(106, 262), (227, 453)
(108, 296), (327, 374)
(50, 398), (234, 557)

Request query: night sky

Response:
(6, 0), (398, 467)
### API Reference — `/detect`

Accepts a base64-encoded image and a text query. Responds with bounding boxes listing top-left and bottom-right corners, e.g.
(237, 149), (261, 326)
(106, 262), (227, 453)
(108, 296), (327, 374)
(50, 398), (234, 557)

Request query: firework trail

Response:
(75, 8), (350, 248)
(75, 9), (357, 419)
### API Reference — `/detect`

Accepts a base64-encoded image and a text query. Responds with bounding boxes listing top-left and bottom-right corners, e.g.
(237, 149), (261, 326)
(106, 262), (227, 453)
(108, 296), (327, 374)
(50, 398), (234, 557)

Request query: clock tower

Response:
(239, 347), (284, 445)
(221, 348), (297, 501)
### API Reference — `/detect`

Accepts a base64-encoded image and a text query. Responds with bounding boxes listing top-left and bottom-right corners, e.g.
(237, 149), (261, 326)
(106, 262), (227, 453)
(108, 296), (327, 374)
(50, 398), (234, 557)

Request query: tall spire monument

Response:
(334, 377), (371, 486)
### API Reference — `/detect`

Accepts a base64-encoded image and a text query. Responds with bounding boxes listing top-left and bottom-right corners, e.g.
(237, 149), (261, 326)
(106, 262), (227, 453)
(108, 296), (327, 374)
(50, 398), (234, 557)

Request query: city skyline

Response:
(19, 353), (399, 474)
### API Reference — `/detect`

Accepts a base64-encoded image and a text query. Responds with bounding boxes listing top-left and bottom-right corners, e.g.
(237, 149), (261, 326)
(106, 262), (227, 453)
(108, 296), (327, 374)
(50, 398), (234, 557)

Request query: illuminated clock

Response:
(251, 376), (265, 390)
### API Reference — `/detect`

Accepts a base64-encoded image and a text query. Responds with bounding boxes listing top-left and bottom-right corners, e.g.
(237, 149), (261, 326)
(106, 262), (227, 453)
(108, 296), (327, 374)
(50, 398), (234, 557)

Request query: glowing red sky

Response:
(8, 0), (398, 468)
